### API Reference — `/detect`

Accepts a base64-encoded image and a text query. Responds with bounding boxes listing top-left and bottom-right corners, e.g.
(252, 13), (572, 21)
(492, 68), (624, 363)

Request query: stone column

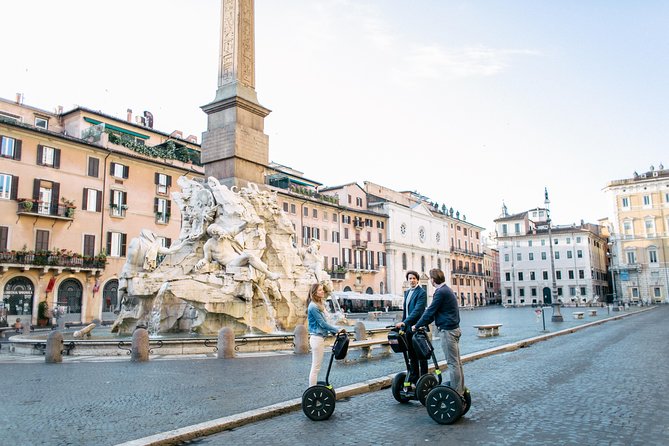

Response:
(45, 331), (63, 364)
(293, 324), (308, 354)
(217, 327), (236, 359)
(131, 328), (149, 362)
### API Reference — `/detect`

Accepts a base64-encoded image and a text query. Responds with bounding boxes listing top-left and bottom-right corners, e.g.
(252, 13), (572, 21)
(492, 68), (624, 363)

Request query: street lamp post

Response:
(545, 188), (563, 322)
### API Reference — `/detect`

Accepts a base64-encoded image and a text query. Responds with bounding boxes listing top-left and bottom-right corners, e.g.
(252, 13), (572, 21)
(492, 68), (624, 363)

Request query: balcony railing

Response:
(16, 200), (75, 220)
(452, 268), (485, 277)
(0, 251), (107, 269)
(328, 271), (346, 281)
(351, 240), (368, 250)
(450, 247), (484, 258)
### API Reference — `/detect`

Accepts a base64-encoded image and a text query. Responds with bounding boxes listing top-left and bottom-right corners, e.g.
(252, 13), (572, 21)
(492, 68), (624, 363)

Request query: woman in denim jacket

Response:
(307, 283), (346, 386)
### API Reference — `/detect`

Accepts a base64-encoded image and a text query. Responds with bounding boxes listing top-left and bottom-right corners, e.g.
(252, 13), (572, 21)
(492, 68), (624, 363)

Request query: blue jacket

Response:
(415, 284), (460, 331)
(402, 286), (427, 327)
(308, 302), (340, 337)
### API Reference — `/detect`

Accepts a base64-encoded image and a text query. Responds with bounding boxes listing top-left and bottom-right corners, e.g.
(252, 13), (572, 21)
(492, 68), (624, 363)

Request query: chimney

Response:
(15, 93), (23, 104)
(127, 108), (133, 122)
(170, 130), (183, 139)
(55, 105), (63, 115)
(186, 135), (198, 143)
(143, 111), (154, 128)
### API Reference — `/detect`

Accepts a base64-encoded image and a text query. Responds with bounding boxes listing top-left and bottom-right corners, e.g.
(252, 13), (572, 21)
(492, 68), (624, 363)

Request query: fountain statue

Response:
(111, 176), (333, 336)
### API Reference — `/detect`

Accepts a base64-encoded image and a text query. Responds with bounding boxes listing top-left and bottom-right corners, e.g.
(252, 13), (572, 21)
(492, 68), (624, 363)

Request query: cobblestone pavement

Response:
(196, 305), (669, 446)
(0, 306), (659, 446)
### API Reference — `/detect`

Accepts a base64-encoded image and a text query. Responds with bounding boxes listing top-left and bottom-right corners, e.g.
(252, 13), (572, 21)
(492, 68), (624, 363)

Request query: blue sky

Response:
(1, 0), (667, 233)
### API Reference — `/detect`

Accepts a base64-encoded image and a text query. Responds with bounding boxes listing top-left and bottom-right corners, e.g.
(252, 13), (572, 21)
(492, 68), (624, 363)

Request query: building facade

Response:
(0, 96), (203, 327)
(603, 165), (669, 303)
(494, 206), (609, 306)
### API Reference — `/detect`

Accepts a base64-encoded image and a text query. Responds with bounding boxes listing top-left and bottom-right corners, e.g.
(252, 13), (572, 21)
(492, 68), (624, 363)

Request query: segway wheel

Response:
(461, 387), (472, 416)
(391, 372), (411, 403)
(302, 385), (336, 421)
(426, 386), (463, 425)
(416, 373), (439, 406)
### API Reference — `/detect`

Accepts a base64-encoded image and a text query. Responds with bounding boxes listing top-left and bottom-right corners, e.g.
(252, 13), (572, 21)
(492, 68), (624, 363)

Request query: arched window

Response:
(365, 287), (373, 294)
(4, 276), (34, 316)
(102, 280), (119, 312)
(421, 256), (425, 272)
(401, 253), (407, 270)
(57, 279), (83, 313)
(343, 286), (352, 292)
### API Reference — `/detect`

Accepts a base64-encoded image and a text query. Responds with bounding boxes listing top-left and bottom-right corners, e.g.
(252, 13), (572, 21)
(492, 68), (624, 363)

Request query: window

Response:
(83, 234), (96, 257)
(528, 240), (533, 247)
(579, 269), (585, 279)
(654, 287), (661, 298)
(290, 204), (296, 214)
(529, 252), (534, 261)
(645, 218), (655, 236)
(570, 287), (576, 297)
(501, 224), (508, 235)
(323, 212), (328, 221)
(33, 179), (59, 215)
(35, 229), (49, 251)
(110, 189), (127, 217)
(623, 220), (633, 237)
(505, 272), (511, 281)
(514, 223), (520, 234)
(0, 226), (8, 251)
(331, 231), (340, 243)
(312, 208), (318, 218)
(626, 251), (637, 264)
(531, 288), (537, 297)
(557, 287), (563, 296)
(88, 157), (100, 177)
(556, 271), (562, 280)
(154, 198), (171, 223)
(516, 253), (522, 261)
(378, 233), (383, 243)
(0, 135), (21, 159)
(303, 206), (308, 217)
(35, 116), (48, 129)
(543, 271), (548, 280)
(577, 250), (583, 258)
(504, 253), (509, 262)
(82, 188), (102, 212)
(566, 238), (571, 244)
(323, 229), (328, 241)
(555, 251), (560, 260)
(643, 195), (652, 208)
(576, 237), (582, 243)
(566, 250), (572, 259)
(155, 173), (172, 195)
(356, 197), (363, 207)
(541, 239), (546, 246)
(554, 238), (558, 245)
(344, 228), (349, 239)
(541, 252), (547, 260)
(518, 272), (524, 281)
(107, 232), (127, 257)
(621, 197), (630, 208)
(282, 202), (288, 212)
(580, 287), (587, 296)
(0, 173), (17, 200)
(36, 145), (60, 168)
(110, 162), (129, 179)
(530, 271), (536, 280)
(649, 250), (658, 264)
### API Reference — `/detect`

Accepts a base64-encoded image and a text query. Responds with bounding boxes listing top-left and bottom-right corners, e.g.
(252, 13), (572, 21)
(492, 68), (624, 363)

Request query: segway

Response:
(388, 326), (442, 405)
(425, 382), (472, 424)
(301, 331), (349, 421)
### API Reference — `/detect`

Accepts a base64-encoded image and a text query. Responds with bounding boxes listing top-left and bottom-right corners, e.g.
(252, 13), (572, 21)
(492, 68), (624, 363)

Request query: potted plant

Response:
(18, 199), (34, 212)
(37, 301), (49, 327)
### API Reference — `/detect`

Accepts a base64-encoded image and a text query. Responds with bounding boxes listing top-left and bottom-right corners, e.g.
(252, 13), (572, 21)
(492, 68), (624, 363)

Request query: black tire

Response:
(426, 385), (463, 425)
(416, 373), (439, 406)
(391, 372), (411, 403)
(461, 387), (472, 416)
(302, 385), (336, 421)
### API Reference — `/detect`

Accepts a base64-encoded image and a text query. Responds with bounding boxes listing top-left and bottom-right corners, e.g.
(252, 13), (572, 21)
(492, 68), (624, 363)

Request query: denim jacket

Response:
(308, 302), (339, 337)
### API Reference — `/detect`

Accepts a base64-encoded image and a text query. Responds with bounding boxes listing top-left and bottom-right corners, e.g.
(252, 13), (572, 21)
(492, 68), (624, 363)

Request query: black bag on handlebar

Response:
(332, 332), (349, 360)
(412, 330), (434, 360)
(388, 328), (409, 353)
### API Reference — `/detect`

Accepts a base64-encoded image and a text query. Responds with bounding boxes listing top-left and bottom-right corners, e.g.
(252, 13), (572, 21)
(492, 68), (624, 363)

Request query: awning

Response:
(84, 117), (150, 140)
(330, 291), (403, 307)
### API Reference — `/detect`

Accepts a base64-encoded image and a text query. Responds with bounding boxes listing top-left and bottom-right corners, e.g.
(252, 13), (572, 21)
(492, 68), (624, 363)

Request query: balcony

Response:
(452, 268), (485, 277)
(109, 204), (127, 218)
(0, 250), (107, 273)
(351, 240), (368, 250)
(16, 199), (75, 220)
(343, 262), (378, 273)
(450, 247), (484, 258)
(328, 270), (346, 281)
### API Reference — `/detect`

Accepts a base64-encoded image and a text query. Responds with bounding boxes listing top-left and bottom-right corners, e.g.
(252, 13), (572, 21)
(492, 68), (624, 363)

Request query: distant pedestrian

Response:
(307, 283), (346, 386)
(14, 318), (23, 333)
(413, 268), (464, 396)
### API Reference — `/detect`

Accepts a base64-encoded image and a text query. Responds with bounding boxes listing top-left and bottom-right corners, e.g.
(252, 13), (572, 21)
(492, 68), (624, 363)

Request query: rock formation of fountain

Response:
(111, 176), (333, 336)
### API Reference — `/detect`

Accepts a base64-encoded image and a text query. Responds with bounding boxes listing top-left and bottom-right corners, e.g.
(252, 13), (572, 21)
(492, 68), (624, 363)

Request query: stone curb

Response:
(116, 307), (654, 446)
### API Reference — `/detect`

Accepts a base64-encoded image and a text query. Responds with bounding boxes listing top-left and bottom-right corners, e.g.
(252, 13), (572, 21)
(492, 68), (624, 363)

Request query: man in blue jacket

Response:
(413, 268), (464, 397)
(395, 270), (428, 391)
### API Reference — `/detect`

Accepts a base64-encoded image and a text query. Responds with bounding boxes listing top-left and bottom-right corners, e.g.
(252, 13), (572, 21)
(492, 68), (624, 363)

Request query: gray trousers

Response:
(440, 327), (464, 395)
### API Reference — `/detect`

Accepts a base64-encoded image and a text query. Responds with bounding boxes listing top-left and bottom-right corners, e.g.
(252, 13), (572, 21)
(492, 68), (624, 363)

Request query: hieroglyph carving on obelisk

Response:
(217, 0), (257, 102)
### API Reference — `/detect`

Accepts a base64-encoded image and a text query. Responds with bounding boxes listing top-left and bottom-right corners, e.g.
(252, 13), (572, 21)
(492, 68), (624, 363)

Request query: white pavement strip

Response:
(116, 307), (655, 446)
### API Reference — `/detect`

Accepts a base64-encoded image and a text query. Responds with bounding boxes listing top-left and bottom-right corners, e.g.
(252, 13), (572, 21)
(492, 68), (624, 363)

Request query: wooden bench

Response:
(572, 312), (585, 319)
(347, 338), (391, 360)
(473, 324), (502, 338)
(588, 309), (597, 317)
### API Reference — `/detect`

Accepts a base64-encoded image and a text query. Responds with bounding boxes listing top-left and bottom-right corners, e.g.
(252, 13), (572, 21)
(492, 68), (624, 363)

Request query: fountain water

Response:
(148, 283), (169, 336)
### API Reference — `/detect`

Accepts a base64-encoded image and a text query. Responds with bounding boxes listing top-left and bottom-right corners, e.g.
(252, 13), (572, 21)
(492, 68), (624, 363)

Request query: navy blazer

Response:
(402, 286), (427, 327)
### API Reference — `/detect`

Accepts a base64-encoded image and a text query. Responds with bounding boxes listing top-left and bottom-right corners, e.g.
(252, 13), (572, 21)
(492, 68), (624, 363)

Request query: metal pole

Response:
(545, 188), (563, 322)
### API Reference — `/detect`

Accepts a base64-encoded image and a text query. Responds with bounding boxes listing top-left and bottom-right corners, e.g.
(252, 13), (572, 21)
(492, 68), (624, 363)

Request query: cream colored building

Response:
(0, 96), (203, 326)
(603, 165), (669, 303)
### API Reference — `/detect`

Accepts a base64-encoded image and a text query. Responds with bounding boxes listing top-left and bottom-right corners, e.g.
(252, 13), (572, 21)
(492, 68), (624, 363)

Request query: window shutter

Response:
(106, 232), (112, 255)
(123, 165), (129, 179)
(154, 173), (160, 185)
(166, 237), (172, 248)
(83, 234), (95, 257)
(13, 139), (21, 160)
(122, 191), (127, 206)
(82, 188), (88, 210)
(53, 148), (61, 169)
(154, 198), (159, 213)
(167, 200), (171, 215)
(10, 176), (18, 200)
(109, 162), (115, 175)
(96, 191), (102, 212)
(36, 144), (44, 165)
(0, 226), (8, 251)
(32, 178), (40, 200)
(166, 175), (172, 187)
(120, 233), (127, 256)
(51, 182), (60, 214)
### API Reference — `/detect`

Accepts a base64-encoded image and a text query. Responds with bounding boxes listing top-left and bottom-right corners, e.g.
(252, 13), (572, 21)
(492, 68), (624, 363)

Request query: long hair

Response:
(307, 283), (325, 314)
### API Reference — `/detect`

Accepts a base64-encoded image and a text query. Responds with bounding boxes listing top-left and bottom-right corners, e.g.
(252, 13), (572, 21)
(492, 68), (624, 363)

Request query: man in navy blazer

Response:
(395, 270), (428, 387)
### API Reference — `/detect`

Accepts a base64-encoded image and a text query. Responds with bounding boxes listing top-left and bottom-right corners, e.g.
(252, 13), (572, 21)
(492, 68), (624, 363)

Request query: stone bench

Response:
(346, 338), (391, 360)
(572, 312), (585, 319)
(588, 309), (597, 317)
(473, 324), (502, 338)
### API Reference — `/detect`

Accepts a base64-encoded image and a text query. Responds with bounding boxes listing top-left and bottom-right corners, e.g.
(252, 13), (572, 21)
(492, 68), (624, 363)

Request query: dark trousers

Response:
(406, 330), (428, 383)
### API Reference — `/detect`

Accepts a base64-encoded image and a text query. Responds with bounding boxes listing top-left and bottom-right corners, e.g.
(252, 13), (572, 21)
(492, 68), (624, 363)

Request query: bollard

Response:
(293, 324), (308, 354)
(45, 331), (64, 364)
(131, 328), (150, 362)
(354, 321), (367, 341)
(217, 327), (235, 359)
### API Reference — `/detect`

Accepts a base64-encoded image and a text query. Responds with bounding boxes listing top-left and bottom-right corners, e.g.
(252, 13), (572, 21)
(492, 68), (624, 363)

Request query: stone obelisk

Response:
(201, 0), (271, 188)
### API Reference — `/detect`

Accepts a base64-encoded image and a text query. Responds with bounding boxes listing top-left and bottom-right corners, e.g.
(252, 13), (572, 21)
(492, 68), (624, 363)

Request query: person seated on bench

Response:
(395, 270), (427, 391)
(14, 318), (23, 333)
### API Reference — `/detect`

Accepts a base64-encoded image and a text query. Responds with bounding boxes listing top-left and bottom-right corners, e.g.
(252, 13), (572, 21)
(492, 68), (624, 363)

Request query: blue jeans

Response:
(440, 327), (464, 395)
